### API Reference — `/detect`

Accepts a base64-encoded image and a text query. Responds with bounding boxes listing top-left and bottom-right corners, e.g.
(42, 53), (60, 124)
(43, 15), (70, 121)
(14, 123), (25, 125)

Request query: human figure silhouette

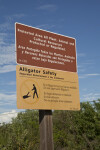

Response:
(32, 84), (38, 99)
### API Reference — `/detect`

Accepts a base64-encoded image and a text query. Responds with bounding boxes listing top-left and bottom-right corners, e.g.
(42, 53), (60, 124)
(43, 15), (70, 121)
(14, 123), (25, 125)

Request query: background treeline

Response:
(0, 100), (100, 150)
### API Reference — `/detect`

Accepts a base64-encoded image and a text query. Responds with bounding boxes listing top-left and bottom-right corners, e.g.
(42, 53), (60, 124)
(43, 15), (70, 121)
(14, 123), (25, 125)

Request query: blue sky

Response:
(0, 0), (100, 122)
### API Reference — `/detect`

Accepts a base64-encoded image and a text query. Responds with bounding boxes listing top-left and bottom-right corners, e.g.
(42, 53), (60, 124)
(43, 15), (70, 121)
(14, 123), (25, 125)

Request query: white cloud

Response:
(36, 24), (55, 30)
(0, 32), (16, 67)
(0, 93), (16, 105)
(86, 73), (100, 76)
(94, 93), (100, 96)
(0, 110), (18, 124)
(0, 93), (16, 101)
(79, 73), (100, 79)
(77, 53), (86, 57)
(0, 81), (16, 87)
(0, 65), (16, 73)
(37, 4), (57, 11)
(0, 43), (16, 65)
(6, 14), (27, 22)
(0, 54), (16, 65)
(0, 19), (16, 74)
(0, 39), (5, 45)
(81, 93), (100, 102)
(1, 91), (16, 94)
(0, 22), (12, 31)
(82, 62), (95, 65)
(6, 81), (16, 85)
(82, 88), (87, 91)
(77, 65), (86, 73)
(0, 33), (7, 44)
(0, 13), (26, 32)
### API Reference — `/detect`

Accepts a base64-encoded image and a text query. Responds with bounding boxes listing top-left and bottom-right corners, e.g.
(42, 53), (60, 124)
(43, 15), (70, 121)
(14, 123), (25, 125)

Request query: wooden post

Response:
(39, 110), (54, 150)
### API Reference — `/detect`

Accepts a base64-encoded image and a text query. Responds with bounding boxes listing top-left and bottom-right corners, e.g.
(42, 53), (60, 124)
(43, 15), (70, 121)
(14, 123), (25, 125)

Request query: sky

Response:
(0, 0), (100, 123)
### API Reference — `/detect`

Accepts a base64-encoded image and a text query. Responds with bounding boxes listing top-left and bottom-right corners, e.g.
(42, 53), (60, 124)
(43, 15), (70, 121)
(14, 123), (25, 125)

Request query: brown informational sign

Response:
(16, 65), (80, 110)
(16, 23), (77, 72)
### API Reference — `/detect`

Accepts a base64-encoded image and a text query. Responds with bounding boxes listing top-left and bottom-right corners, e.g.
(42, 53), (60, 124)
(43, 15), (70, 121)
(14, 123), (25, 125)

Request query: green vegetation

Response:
(0, 100), (100, 150)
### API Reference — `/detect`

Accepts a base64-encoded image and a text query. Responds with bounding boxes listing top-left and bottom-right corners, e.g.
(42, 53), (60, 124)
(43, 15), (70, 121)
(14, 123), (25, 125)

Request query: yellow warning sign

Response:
(16, 65), (80, 110)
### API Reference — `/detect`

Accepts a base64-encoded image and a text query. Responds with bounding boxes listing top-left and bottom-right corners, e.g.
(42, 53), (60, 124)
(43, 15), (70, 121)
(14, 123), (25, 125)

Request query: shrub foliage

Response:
(0, 100), (100, 150)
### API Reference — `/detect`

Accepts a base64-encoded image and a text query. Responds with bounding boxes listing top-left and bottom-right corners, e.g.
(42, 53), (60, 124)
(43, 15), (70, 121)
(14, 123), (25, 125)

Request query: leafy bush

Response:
(0, 100), (100, 150)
